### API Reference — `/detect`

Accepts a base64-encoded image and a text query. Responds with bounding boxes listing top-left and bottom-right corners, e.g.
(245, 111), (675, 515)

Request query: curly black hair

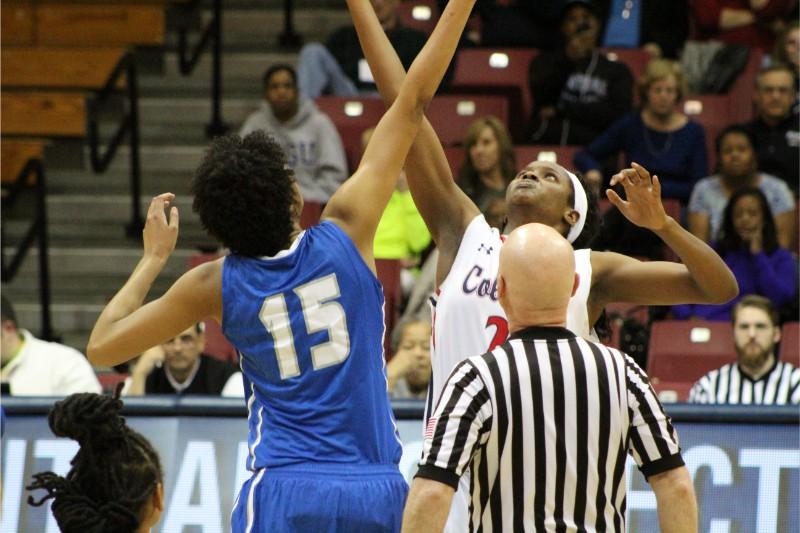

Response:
(192, 131), (296, 257)
(26, 387), (163, 533)
(569, 171), (601, 251)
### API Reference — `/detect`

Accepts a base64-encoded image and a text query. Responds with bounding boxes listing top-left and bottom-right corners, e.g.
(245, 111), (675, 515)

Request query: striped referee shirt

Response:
(688, 360), (800, 404)
(417, 326), (683, 533)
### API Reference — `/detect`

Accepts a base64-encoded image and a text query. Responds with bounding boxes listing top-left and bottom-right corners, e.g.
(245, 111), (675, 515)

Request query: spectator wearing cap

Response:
(527, 0), (634, 146)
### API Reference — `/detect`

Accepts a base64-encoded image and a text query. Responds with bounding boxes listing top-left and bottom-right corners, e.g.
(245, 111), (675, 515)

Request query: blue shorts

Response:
(231, 463), (408, 533)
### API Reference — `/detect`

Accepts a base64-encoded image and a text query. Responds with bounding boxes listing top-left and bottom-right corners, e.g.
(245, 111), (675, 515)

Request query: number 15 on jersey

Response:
(259, 274), (351, 380)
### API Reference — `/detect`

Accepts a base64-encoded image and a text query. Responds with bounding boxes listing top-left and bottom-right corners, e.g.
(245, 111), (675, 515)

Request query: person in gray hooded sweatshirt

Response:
(240, 64), (348, 203)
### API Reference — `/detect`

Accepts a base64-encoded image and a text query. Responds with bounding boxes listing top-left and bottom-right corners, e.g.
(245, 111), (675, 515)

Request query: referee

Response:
(402, 223), (697, 532)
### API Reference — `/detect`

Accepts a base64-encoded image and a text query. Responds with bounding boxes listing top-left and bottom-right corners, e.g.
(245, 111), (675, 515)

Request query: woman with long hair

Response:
(27, 389), (164, 533)
(675, 187), (798, 321)
(574, 59), (708, 201)
(457, 116), (516, 211)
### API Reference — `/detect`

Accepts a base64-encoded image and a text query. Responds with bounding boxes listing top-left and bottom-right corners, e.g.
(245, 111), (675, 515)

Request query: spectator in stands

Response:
(240, 64), (348, 204)
(386, 320), (431, 399)
(689, 0), (796, 51)
(769, 21), (799, 108)
(296, 0), (428, 97)
(125, 323), (243, 396)
(472, 0), (560, 48)
(598, 0), (690, 59)
(574, 59), (708, 201)
(527, 0), (633, 146)
(675, 187), (798, 321)
(0, 296), (100, 396)
(688, 295), (800, 404)
(27, 391), (164, 532)
(457, 116), (517, 212)
(688, 125), (796, 248)
(740, 64), (799, 194)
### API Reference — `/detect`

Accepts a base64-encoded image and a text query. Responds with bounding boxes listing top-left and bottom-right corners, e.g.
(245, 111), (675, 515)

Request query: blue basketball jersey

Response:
(222, 221), (402, 471)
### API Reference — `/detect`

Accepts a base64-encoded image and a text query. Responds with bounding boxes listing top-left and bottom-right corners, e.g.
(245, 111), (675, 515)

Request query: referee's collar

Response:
(508, 325), (577, 341)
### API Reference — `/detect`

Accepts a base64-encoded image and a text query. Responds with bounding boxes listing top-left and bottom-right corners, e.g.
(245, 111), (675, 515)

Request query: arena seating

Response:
(397, 0), (439, 35)
(514, 145), (580, 169)
(779, 322), (799, 366)
(647, 320), (736, 388)
(1, 139), (45, 185)
(1, 92), (86, 137)
(375, 259), (402, 358)
(602, 48), (650, 85)
(450, 48), (539, 140)
(314, 96), (385, 170)
(426, 95), (509, 146)
(682, 94), (731, 172)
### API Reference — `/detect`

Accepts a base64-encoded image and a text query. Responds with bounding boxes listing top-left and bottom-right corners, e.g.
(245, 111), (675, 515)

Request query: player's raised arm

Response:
(348, 0), (479, 281)
(322, 0), (476, 267)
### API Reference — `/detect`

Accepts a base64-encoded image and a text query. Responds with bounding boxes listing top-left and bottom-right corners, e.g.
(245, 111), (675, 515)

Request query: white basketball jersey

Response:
(429, 214), (594, 412)
(431, 215), (594, 533)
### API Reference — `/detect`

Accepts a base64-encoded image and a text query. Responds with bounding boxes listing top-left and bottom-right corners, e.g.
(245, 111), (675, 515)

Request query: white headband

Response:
(566, 171), (587, 244)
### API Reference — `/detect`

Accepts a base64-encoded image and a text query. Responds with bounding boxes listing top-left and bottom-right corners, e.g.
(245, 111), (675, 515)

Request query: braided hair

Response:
(26, 386), (163, 533)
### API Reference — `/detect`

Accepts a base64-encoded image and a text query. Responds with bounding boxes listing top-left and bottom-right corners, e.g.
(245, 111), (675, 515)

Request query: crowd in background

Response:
(1, 0), (798, 402)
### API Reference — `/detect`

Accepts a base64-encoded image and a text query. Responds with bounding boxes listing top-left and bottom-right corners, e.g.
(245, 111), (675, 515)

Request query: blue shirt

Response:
(574, 111), (709, 202)
(222, 221), (402, 470)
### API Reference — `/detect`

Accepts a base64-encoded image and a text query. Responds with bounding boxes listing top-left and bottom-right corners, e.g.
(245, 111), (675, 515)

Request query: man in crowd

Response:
(689, 294), (800, 404)
(402, 223), (696, 533)
(125, 323), (243, 396)
(386, 320), (431, 400)
(240, 64), (348, 204)
(0, 296), (101, 396)
(527, 0), (633, 145)
(740, 64), (799, 194)
(296, 0), (429, 98)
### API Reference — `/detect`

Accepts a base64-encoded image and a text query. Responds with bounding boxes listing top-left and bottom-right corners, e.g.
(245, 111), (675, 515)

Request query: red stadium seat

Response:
(97, 372), (129, 394)
(647, 320), (736, 386)
(602, 48), (650, 83)
(652, 380), (693, 403)
(427, 95), (509, 146)
(451, 48), (539, 140)
(187, 252), (238, 363)
(514, 145), (580, 170)
(779, 322), (799, 366)
(315, 96), (385, 170)
(300, 201), (322, 229)
(726, 47), (763, 123)
(444, 145), (465, 179)
(397, 0), (439, 34)
(682, 94), (730, 173)
(375, 259), (402, 358)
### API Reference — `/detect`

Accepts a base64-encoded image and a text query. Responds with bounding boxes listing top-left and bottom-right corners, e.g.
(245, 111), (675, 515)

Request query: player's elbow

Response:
(86, 337), (117, 367)
(709, 274), (739, 304)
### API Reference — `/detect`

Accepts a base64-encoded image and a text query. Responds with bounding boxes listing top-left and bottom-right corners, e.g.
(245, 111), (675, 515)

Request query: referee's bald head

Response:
(497, 223), (579, 333)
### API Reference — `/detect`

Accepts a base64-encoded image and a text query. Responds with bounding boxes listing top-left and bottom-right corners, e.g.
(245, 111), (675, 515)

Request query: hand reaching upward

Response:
(606, 162), (669, 232)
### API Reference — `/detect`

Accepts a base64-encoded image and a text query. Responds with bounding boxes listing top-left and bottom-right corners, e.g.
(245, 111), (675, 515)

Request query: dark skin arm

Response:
(587, 164), (739, 324)
(349, 0), (480, 286)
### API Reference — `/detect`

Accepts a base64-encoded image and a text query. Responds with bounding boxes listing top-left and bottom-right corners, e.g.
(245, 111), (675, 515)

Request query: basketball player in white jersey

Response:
(350, 10), (739, 531)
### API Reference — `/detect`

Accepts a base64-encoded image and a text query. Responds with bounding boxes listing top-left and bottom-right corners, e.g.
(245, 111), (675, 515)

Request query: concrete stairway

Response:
(1, 0), (351, 355)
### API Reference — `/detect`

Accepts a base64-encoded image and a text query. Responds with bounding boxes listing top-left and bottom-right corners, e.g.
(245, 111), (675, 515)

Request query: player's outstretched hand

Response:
(143, 193), (179, 261)
(606, 162), (668, 231)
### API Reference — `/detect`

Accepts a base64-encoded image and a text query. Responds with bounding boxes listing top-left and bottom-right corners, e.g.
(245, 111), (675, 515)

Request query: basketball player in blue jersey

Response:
(85, 0), (476, 529)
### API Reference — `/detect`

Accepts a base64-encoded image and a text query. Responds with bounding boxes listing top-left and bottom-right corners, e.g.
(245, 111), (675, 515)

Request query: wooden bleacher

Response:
(1, 140), (45, 185)
(2, 47), (126, 89)
(1, 92), (87, 137)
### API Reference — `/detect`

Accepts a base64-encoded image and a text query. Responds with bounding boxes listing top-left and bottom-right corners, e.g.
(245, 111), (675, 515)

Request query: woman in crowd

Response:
(27, 390), (164, 533)
(688, 125), (796, 248)
(456, 115), (516, 211)
(674, 187), (798, 321)
(574, 59), (708, 202)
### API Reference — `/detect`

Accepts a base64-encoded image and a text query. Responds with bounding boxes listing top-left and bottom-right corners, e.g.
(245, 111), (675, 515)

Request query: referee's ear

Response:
(571, 273), (580, 297)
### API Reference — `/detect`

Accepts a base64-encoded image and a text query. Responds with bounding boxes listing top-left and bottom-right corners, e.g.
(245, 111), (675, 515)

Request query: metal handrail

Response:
(86, 51), (143, 237)
(1, 158), (54, 340)
(175, 0), (228, 137)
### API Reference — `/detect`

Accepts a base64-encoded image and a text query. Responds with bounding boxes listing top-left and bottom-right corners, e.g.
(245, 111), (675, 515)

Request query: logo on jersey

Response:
(462, 265), (499, 301)
(478, 243), (494, 256)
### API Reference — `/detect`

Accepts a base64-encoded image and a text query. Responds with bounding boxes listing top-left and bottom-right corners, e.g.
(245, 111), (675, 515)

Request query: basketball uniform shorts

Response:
(231, 463), (408, 533)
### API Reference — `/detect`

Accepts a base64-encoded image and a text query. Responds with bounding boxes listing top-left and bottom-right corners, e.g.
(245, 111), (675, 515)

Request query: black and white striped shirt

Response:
(688, 360), (800, 404)
(417, 326), (683, 533)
